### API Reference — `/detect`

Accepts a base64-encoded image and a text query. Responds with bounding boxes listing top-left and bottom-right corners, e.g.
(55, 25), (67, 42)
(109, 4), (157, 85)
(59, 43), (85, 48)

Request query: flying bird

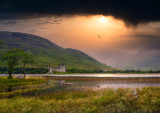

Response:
(97, 35), (102, 38)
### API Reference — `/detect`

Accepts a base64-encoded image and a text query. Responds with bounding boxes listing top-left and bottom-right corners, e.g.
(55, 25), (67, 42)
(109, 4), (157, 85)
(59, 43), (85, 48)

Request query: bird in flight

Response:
(97, 35), (102, 38)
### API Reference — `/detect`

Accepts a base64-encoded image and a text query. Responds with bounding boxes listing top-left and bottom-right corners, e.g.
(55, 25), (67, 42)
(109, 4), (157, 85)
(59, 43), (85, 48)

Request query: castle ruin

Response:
(48, 63), (66, 73)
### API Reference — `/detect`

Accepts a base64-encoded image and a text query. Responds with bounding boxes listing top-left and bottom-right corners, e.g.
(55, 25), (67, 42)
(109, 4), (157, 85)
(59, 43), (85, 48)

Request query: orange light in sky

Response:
(0, 15), (131, 52)
(100, 16), (107, 23)
(30, 15), (129, 51)
(0, 14), (159, 67)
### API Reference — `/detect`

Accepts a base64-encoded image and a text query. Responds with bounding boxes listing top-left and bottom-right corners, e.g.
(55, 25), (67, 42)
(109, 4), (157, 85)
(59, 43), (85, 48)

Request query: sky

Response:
(0, 0), (160, 67)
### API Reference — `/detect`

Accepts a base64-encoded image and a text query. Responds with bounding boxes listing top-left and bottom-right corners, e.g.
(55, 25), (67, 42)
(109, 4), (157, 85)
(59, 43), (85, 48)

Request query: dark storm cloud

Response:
(1, 20), (17, 25)
(0, 0), (160, 25)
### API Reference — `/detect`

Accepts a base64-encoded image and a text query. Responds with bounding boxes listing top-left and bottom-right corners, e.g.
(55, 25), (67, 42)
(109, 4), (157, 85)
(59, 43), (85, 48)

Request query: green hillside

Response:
(0, 31), (112, 70)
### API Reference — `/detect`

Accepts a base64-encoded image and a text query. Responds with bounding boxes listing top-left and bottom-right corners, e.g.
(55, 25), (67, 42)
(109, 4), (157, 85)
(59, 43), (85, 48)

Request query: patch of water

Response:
(1, 78), (160, 97)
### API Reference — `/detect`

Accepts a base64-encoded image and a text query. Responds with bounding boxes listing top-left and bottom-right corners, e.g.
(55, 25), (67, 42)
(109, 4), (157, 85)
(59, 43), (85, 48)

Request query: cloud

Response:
(0, 0), (160, 25)
(131, 34), (160, 39)
(122, 34), (160, 51)
(1, 20), (17, 25)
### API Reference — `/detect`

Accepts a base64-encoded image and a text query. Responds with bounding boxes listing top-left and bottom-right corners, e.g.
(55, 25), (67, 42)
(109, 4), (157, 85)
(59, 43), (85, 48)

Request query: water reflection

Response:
(55, 79), (160, 90)
(7, 86), (12, 92)
(1, 78), (160, 97)
(59, 80), (73, 87)
(97, 83), (160, 89)
(59, 80), (65, 87)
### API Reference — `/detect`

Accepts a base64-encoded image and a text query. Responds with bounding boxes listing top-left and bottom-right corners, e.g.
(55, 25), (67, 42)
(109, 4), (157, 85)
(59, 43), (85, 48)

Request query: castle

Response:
(48, 63), (66, 73)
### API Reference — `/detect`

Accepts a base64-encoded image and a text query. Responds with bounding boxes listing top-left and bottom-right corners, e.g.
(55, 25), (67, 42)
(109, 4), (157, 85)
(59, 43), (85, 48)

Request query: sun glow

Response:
(23, 15), (127, 50)
(100, 16), (107, 23)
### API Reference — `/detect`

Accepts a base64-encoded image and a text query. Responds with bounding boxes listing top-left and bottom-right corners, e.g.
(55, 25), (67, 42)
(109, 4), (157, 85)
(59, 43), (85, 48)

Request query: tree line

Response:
(67, 68), (160, 74)
(0, 67), (48, 74)
(1, 48), (35, 79)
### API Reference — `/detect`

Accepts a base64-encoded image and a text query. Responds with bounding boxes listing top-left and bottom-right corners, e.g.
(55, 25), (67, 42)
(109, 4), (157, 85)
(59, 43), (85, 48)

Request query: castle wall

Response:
(53, 67), (66, 72)
(48, 66), (53, 73)
(48, 64), (66, 73)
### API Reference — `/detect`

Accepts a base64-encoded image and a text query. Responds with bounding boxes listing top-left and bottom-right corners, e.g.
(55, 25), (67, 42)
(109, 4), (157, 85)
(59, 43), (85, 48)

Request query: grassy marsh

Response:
(0, 77), (46, 86)
(0, 76), (160, 113)
(0, 87), (160, 113)
(0, 77), (46, 98)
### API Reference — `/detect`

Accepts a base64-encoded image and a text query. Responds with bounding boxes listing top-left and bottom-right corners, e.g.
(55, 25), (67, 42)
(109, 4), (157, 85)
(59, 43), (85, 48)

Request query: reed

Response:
(0, 77), (46, 87)
(0, 87), (160, 113)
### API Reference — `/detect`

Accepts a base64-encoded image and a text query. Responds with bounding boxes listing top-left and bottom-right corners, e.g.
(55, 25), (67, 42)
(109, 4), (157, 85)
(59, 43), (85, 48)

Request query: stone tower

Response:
(48, 63), (66, 74)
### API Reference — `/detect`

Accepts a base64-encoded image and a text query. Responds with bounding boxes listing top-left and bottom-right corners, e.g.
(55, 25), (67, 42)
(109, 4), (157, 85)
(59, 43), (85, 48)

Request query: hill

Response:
(122, 46), (160, 70)
(0, 31), (112, 70)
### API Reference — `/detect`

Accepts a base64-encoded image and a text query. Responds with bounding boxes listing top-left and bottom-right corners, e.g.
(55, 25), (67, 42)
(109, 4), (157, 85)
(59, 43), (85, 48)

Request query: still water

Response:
(1, 73), (160, 78)
(47, 79), (160, 90)
(1, 76), (160, 95)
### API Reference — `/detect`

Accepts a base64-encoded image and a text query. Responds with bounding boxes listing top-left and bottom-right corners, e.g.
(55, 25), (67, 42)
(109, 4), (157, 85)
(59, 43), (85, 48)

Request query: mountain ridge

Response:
(0, 31), (112, 70)
(122, 46), (160, 70)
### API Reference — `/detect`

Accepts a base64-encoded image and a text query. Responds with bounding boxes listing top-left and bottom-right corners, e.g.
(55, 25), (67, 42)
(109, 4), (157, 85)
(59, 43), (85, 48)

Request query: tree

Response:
(21, 52), (35, 78)
(1, 49), (24, 79)
(0, 41), (3, 48)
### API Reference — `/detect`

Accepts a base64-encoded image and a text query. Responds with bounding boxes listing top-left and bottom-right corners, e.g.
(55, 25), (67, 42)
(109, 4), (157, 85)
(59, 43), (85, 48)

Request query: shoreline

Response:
(0, 73), (160, 78)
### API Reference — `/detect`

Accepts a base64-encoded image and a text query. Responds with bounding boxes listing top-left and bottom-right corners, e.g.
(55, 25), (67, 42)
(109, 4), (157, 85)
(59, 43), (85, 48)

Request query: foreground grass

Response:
(0, 77), (46, 86)
(0, 87), (160, 113)
(0, 77), (46, 98)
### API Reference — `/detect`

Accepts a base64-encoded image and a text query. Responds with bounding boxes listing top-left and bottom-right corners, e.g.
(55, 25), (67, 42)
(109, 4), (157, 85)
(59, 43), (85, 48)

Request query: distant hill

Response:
(122, 46), (160, 70)
(0, 31), (112, 70)
(95, 46), (160, 71)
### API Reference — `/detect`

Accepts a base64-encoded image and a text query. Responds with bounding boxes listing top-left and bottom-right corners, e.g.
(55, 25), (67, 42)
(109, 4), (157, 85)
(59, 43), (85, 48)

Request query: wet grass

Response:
(0, 77), (46, 98)
(0, 87), (160, 113)
(0, 88), (38, 98)
(0, 76), (160, 112)
(0, 77), (46, 86)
